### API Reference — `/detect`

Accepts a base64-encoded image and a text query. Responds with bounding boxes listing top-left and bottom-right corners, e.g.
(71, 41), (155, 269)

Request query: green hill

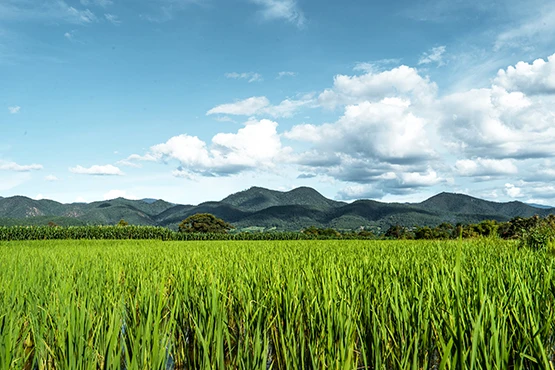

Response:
(1, 188), (553, 231)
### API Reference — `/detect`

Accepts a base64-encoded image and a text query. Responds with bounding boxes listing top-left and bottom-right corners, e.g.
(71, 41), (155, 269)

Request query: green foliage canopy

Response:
(178, 213), (233, 234)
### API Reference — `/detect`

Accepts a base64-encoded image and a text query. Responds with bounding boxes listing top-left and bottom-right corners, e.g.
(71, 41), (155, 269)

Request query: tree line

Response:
(4, 213), (555, 249)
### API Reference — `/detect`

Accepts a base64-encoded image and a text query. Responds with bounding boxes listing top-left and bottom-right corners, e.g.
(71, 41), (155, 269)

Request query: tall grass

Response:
(0, 239), (554, 369)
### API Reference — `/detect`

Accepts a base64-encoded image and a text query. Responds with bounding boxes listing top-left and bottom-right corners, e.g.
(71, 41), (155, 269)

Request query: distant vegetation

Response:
(178, 213), (233, 234)
(2, 213), (555, 250)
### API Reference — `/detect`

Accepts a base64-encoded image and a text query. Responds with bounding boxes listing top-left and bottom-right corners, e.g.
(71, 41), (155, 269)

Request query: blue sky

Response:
(2, 0), (555, 205)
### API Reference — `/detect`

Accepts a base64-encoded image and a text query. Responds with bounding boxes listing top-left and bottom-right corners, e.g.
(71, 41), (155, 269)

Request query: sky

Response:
(2, 0), (555, 205)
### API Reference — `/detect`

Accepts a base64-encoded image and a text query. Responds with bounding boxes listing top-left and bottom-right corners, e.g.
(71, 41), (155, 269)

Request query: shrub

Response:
(520, 224), (555, 250)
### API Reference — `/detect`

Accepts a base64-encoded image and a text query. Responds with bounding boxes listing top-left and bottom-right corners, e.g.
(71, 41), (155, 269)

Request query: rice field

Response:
(1, 239), (554, 369)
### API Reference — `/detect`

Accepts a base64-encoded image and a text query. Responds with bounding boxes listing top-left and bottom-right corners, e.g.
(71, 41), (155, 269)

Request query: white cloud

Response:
(208, 97), (269, 116)
(440, 85), (555, 159)
(34, 194), (44, 200)
(103, 189), (138, 200)
(250, 0), (305, 28)
(64, 30), (75, 41)
(317, 65), (437, 109)
(494, 6), (555, 51)
(454, 158), (518, 177)
(494, 53), (555, 95)
(74, 196), (88, 203)
(353, 59), (402, 73)
(418, 46), (446, 66)
(504, 183), (523, 198)
(45, 175), (59, 182)
(286, 98), (436, 165)
(336, 184), (384, 200)
(104, 13), (121, 25)
(207, 95), (314, 118)
(69, 164), (124, 176)
(8, 106), (20, 114)
(225, 72), (262, 83)
(277, 71), (297, 78)
(0, 161), (42, 172)
(125, 118), (290, 177)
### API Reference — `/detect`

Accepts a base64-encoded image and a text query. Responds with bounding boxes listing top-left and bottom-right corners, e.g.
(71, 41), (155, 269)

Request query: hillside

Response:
(0, 188), (553, 231)
(221, 186), (344, 212)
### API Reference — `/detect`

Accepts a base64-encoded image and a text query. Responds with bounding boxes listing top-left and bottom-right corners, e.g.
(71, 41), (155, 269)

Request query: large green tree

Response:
(178, 213), (233, 233)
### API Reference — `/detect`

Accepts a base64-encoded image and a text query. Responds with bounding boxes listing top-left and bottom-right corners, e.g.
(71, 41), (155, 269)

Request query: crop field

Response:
(1, 239), (555, 369)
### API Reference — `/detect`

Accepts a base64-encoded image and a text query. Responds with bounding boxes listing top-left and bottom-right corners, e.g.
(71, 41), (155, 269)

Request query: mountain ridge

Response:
(0, 187), (553, 231)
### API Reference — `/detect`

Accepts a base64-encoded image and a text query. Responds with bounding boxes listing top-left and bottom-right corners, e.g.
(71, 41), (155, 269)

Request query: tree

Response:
(415, 226), (434, 240)
(47, 221), (58, 228)
(178, 213), (233, 233)
(385, 225), (413, 239)
(117, 219), (129, 227)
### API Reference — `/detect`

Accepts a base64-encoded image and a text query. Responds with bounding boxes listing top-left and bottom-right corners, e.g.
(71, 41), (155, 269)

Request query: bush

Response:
(520, 225), (555, 250)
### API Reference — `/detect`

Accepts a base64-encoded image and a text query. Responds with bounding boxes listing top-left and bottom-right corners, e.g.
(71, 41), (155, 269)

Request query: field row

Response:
(1, 239), (554, 369)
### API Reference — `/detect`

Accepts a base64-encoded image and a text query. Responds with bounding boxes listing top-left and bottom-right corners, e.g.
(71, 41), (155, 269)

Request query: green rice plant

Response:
(1, 239), (555, 369)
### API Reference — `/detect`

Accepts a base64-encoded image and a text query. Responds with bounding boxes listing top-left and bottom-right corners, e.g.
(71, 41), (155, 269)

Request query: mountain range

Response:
(0, 187), (553, 232)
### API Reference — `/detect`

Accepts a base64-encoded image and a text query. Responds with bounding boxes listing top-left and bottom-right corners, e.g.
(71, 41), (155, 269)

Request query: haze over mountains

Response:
(0, 187), (553, 231)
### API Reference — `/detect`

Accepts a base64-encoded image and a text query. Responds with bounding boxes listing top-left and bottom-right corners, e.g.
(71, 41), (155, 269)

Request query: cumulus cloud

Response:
(504, 183), (523, 198)
(225, 72), (262, 83)
(122, 52), (555, 200)
(440, 85), (555, 159)
(494, 53), (555, 95)
(8, 106), (20, 114)
(454, 158), (518, 177)
(250, 0), (305, 27)
(207, 95), (314, 118)
(69, 164), (124, 176)
(418, 46), (446, 66)
(286, 98), (436, 165)
(335, 169), (443, 200)
(317, 65), (437, 109)
(125, 118), (290, 177)
(0, 161), (43, 171)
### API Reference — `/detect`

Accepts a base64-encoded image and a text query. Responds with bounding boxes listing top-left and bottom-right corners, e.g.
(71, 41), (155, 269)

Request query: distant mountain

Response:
(0, 196), (175, 227)
(0, 188), (553, 231)
(220, 186), (344, 212)
(527, 203), (553, 209)
(141, 198), (159, 204)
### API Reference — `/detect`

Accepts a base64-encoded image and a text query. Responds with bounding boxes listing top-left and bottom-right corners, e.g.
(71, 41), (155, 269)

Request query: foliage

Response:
(302, 226), (340, 237)
(384, 224), (413, 239)
(1, 239), (555, 368)
(178, 213), (233, 234)
(116, 219), (129, 227)
(520, 224), (555, 250)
